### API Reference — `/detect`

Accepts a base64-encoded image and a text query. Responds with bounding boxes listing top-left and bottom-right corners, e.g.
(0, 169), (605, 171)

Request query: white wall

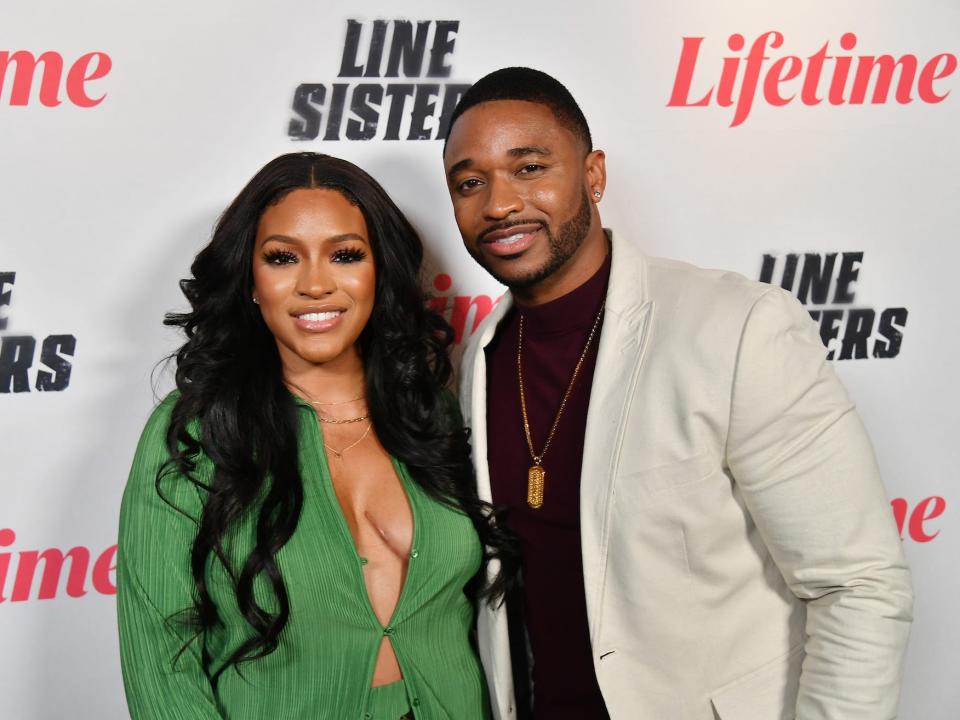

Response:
(1, 1), (956, 717)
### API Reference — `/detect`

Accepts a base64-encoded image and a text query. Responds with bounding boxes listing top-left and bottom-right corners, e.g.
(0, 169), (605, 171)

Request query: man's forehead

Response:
(445, 99), (573, 168)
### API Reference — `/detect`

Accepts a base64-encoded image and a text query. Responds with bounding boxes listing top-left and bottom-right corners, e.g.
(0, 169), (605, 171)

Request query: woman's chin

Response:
(280, 338), (362, 370)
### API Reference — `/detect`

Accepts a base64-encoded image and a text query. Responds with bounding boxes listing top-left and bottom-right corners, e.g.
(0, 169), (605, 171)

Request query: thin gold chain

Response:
(318, 413), (370, 425)
(517, 303), (605, 466)
(308, 393), (365, 406)
(285, 379), (365, 407)
(322, 420), (372, 460)
(285, 382), (368, 424)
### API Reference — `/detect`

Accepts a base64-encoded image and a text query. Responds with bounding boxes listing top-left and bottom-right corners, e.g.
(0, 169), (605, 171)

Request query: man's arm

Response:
(725, 288), (913, 719)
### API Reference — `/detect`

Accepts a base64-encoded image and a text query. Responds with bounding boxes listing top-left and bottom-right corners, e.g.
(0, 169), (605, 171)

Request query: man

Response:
(441, 67), (913, 720)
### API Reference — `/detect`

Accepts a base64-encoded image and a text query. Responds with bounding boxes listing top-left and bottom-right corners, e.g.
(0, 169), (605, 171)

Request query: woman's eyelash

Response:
(332, 247), (367, 263)
(262, 247), (367, 264)
(264, 249), (298, 265)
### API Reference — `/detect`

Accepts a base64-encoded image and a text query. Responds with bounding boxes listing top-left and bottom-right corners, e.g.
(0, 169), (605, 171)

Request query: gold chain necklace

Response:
(285, 382), (372, 457)
(286, 383), (368, 424)
(318, 413), (369, 425)
(314, 397), (368, 424)
(517, 303), (605, 509)
(322, 420), (373, 461)
(306, 394), (367, 424)
(308, 393), (365, 406)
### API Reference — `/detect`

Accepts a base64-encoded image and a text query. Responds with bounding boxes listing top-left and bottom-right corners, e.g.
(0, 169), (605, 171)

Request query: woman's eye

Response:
(332, 247), (367, 264)
(264, 249), (297, 265)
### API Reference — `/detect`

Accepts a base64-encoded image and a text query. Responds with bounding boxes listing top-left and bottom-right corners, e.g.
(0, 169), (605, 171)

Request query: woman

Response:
(117, 153), (511, 719)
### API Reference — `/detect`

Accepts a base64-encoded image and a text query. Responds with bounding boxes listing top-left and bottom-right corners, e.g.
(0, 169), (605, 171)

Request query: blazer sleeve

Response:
(724, 288), (913, 720)
(117, 396), (226, 719)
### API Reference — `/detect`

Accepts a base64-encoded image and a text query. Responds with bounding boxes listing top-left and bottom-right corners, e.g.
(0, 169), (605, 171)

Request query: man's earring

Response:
(593, 190), (602, 199)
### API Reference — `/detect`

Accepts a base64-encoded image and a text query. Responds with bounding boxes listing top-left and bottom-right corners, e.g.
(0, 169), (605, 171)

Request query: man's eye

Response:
(458, 178), (482, 193)
(518, 164), (543, 174)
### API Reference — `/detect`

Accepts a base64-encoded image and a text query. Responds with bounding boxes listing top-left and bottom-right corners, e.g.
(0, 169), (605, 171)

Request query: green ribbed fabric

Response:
(367, 680), (411, 718)
(117, 394), (489, 720)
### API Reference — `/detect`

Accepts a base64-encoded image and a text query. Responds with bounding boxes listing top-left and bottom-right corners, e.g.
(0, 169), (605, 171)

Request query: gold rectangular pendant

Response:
(527, 465), (546, 509)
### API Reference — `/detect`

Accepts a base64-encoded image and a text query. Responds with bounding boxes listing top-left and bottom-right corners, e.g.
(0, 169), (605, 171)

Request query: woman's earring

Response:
(252, 296), (260, 305)
(593, 190), (602, 200)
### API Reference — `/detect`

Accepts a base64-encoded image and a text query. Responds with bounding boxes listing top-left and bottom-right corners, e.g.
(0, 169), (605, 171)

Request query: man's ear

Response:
(585, 149), (606, 202)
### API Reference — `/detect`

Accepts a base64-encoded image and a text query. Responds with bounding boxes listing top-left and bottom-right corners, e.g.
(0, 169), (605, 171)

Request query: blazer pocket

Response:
(710, 643), (804, 720)
(615, 451), (719, 506)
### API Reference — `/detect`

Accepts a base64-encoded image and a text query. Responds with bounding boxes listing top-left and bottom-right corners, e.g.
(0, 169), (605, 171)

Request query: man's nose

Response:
(482, 175), (523, 220)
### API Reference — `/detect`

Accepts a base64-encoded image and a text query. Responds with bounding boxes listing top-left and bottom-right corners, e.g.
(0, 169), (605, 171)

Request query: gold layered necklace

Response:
(323, 422), (372, 461)
(517, 303), (605, 509)
(306, 393), (368, 423)
(287, 383), (372, 460)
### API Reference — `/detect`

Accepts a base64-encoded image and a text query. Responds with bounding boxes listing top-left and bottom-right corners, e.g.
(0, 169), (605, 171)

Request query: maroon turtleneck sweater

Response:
(485, 250), (611, 720)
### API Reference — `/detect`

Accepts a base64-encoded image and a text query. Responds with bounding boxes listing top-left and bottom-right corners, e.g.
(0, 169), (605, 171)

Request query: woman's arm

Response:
(117, 396), (225, 719)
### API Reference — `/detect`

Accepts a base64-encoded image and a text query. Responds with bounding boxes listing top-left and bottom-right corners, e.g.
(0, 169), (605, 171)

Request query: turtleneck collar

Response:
(514, 246), (611, 338)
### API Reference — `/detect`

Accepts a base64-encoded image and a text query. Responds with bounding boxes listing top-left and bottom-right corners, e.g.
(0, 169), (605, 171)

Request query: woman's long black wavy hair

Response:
(161, 152), (516, 681)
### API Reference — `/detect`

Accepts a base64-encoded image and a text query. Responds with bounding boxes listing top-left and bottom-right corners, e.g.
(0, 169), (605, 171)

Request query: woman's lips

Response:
(293, 309), (345, 332)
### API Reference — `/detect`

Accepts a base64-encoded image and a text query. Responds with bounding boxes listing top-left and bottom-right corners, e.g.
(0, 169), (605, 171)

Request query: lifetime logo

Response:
(891, 496), (946, 543)
(0, 528), (116, 602)
(0, 497), (943, 604)
(0, 50), (112, 107)
(668, 31), (957, 126)
(427, 273), (502, 345)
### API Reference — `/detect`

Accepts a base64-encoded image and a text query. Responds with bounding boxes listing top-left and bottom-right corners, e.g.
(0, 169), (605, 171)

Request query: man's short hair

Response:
(443, 67), (593, 154)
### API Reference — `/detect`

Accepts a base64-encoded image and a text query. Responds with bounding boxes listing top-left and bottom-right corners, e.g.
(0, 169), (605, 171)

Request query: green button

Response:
(383, 626), (394, 636)
(410, 549), (419, 559)
(411, 697), (420, 707)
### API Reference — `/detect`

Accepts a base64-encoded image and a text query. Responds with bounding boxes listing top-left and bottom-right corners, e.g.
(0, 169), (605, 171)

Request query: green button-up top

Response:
(118, 394), (489, 719)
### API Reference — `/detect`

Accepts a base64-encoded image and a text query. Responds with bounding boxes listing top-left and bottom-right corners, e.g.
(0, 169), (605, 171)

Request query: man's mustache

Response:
(477, 219), (544, 243)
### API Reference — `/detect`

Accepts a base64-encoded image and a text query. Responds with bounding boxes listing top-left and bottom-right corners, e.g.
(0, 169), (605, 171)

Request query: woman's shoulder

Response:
(137, 389), (210, 449)
(130, 391), (178, 461)
(124, 390), (207, 514)
(119, 391), (207, 568)
(141, 389), (179, 437)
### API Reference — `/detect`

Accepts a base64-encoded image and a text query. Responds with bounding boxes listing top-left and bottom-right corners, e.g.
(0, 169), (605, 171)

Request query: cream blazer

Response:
(459, 232), (913, 720)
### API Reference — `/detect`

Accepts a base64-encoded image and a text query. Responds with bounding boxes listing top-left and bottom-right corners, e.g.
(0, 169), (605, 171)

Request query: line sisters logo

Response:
(758, 253), (907, 360)
(0, 49), (111, 107)
(0, 272), (76, 393)
(668, 31), (957, 126)
(289, 19), (469, 142)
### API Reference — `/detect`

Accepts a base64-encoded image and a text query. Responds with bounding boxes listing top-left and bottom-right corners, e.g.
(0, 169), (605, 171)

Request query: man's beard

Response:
(469, 190), (593, 291)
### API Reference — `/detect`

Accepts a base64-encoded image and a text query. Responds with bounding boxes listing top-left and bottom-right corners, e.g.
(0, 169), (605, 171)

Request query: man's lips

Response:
(478, 223), (542, 257)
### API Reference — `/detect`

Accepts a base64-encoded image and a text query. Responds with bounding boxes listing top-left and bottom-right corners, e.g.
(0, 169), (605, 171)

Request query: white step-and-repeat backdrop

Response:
(1, 1), (957, 717)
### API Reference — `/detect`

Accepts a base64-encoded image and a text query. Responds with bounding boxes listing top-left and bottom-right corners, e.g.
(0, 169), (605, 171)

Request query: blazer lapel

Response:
(463, 291), (513, 505)
(580, 233), (655, 643)
(460, 290), (515, 720)
(464, 233), (653, 708)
